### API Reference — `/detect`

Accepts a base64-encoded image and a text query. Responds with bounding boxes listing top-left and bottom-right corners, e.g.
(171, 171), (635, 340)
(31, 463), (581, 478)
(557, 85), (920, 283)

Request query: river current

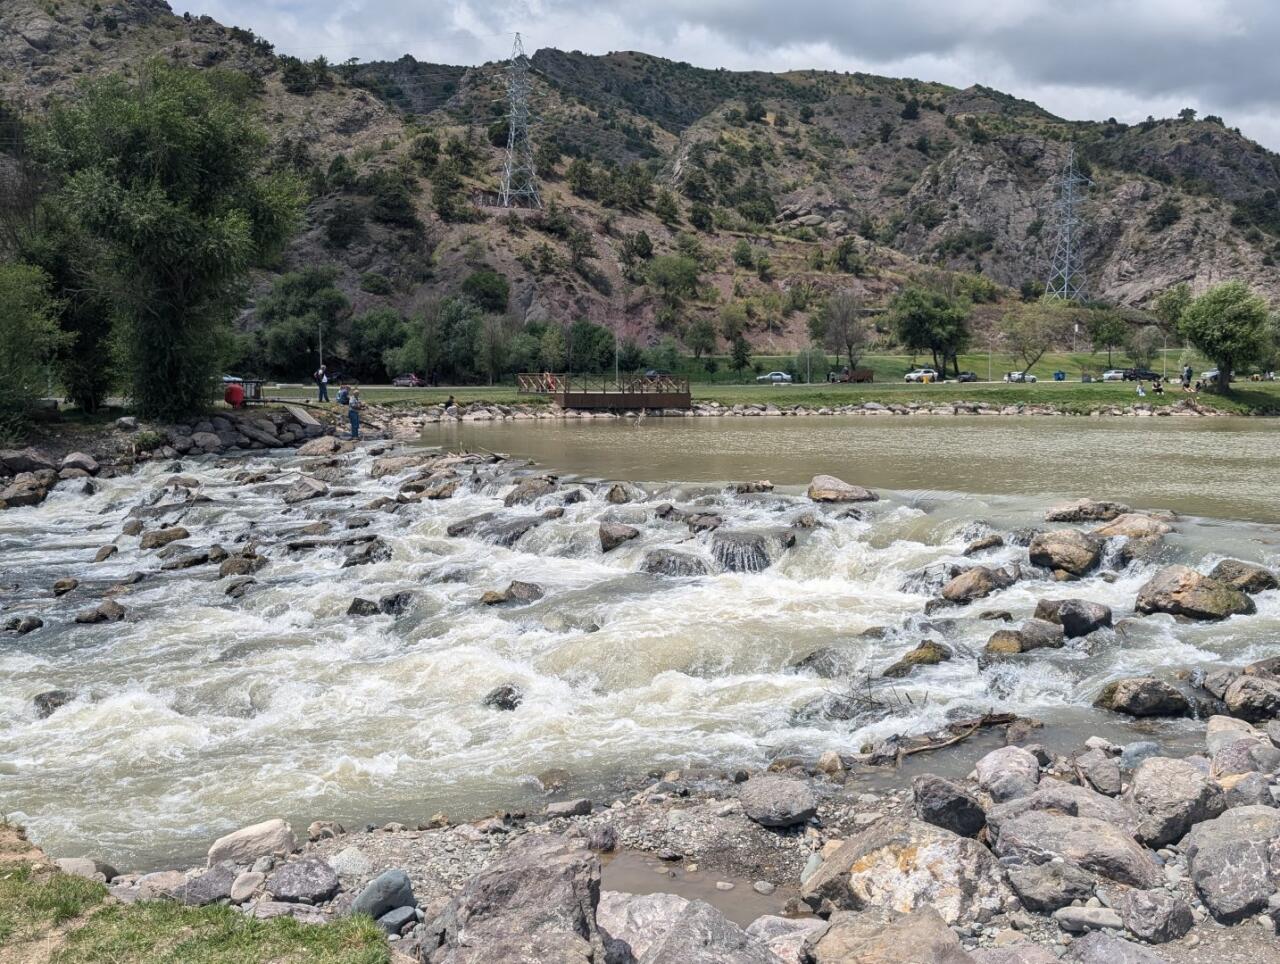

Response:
(2, 415), (1278, 868)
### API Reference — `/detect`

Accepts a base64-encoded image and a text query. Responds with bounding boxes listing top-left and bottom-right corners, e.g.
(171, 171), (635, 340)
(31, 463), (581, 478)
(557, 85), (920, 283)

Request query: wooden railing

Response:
(516, 373), (690, 395)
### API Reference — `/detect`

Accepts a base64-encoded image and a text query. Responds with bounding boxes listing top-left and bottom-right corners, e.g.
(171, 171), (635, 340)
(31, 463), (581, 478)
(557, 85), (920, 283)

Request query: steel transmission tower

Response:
(499, 33), (540, 208)
(1044, 144), (1092, 301)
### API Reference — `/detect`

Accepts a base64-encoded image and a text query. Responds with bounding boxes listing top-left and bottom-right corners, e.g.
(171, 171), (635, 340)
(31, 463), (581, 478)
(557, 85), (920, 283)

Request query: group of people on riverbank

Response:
(314, 365), (363, 440)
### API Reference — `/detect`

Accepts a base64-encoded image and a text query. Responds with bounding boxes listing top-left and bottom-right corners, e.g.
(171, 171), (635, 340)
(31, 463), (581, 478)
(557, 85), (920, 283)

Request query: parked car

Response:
(1123, 368), (1161, 381)
(904, 368), (939, 383)
(1003, 371), (1037, 383)
(828, 367), (875, 383)
(1101, 369), (1126, 381)
(392, 373), (425, 387)
(954, 371), (978, 383)
(756, 371), (793, 383)
(220, 374), (243, 384)
(1202, 369), (1220, 384)
(643, 369), (671, 380)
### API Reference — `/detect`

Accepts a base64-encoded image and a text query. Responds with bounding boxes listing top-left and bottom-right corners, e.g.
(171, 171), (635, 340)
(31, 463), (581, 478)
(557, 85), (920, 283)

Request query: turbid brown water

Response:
(2, 415), (1277, 869)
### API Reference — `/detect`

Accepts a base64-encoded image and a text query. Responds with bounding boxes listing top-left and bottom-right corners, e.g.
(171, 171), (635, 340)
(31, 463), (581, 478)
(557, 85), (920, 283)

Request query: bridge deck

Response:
(516, 373), (692, 410)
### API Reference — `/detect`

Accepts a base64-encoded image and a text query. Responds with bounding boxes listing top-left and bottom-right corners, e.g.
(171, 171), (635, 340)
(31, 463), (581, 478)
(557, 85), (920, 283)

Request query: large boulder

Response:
(1125, 757), (1225, 846)
(504, 476), (557, 506)
(1028, 529), (1102, 577)
(1135, 565), (1255, 621)
(711, 530), (781, 573)
(1093, 678), (1190, 718)
(642, 548), (710, 577)
(1072, 748), (1122, 797)
(801, 816), (1007, 925)
(1205, 714), (1262, 755)
(983, 619), (1065, 655)
(1061, 931), (1170, 964)
(206, 818), (296, 866)
(881, 640), (951, 678)
(806, 475), (877, 503)
(738, 776), (817, 828)
(1045, 499), (1130, 522)
(1209, 559), (1279, 594)
(636, 899), (779, 964)
(744, 916), (829, 964)
(1115, 888), (1194, 944)
(595, 891), (688, 961)
(1223, 674), (1280, 722)
(1183, 805), (1280, 922)
(802, 906), (973, 964)
(911, 774), (986, 837)
(1004, 860), (1096, 913)
(989, 808), (1159, 888)
(267, 857), (340, 903)
(598, 522), (639, 553)
(941, 566), (1015, 604)
(974, 746), (1040, 802)
(1033, 598), (1112, 638)
(350, 869), (415, 919)
(139, 526), (189, 549)
(1092, 514), (1173, 540)
(283, 476), (329, 504)
(427, 836), (602, 960)
(296, 436), (353, 456)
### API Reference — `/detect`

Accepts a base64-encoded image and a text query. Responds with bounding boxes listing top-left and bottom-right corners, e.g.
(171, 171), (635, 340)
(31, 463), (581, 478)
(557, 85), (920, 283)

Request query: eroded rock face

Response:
(1135, 565), (1255, 621)
(1125, 757), (1225, 847)
(595, 891), (689, 961)
(1028, 529), (1102, 577)
(802, 817), (1007, 925)
(711, 530), (780, 573)
(1005, 860), (1096, 913)
(266, 856), (340, 903)
(738, 776), (817, 828)
(1093, 677), (1191, 718)
(1184, 805), (1280, 922)
(1208, 559), (1279, 594)
(806, 474), (877, 503)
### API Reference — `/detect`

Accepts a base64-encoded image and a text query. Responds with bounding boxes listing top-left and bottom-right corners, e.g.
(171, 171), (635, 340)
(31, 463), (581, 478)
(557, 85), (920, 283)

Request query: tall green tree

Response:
(1178, 281), (1270, 390)
(0, 263), (67, 436)
(810, 291), (870, 369)
(730, 332), (751, 378)
(37, 62), (302, 419)
(246, 267), (349, 377)
(1086, 309), (1127, 366)
(888, 286), (971, 375)
(684, 316), (717, 359)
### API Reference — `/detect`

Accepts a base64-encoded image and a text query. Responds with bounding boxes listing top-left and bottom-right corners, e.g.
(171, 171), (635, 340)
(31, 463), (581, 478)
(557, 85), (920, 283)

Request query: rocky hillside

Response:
(4, 0), (1280, 352)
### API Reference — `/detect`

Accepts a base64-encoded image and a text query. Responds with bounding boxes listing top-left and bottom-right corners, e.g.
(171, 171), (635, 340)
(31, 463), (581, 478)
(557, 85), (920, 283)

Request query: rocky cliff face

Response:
(3, 0), (1279, 351)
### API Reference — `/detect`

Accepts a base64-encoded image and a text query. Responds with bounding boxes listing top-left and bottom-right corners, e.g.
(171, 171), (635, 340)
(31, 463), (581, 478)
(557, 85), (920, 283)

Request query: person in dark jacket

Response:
(348, 389), (363, 439)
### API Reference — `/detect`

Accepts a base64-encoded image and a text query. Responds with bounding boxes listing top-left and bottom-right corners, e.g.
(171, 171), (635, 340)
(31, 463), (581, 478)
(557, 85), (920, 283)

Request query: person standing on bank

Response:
(348, 389), (363, 440)
(315, 364), (329, 402)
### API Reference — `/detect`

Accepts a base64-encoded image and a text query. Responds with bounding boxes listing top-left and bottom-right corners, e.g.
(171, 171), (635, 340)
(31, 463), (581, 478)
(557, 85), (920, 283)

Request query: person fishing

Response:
(314, 364), (329, 402)
(348, 389), (363, 440)
(336, 384), (350, 406)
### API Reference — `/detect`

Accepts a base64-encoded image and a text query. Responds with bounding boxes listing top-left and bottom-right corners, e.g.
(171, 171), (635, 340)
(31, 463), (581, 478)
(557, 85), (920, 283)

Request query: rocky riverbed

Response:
(4, 417), (1280, 961)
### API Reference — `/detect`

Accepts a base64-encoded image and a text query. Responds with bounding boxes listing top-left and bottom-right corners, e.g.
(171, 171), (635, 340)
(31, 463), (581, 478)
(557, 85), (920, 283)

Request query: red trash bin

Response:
(224, 382), (245, 408)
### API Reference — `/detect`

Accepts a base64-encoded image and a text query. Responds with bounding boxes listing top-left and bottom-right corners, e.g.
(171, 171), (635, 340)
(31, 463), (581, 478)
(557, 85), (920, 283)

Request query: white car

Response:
(756, 371), (792, 383)
(1004, 371), (1038, 383)
(1202, 369), (1220, 383)
(904, 368), (940, 383)
(1101, 370), (1126, 382)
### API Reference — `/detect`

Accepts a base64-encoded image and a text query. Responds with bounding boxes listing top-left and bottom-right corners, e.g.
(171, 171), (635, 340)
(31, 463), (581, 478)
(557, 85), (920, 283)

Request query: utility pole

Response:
(499, 33), (541, 208)
(1045, 145), (1092, 302)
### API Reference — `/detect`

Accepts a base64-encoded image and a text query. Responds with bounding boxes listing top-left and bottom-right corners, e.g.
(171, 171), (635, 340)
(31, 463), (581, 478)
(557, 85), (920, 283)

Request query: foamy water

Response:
(2, 427), (1278, 868)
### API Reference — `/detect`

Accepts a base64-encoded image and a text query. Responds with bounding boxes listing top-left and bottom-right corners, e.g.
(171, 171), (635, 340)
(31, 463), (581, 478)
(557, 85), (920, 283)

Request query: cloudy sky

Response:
(181, 0), (1280, 149)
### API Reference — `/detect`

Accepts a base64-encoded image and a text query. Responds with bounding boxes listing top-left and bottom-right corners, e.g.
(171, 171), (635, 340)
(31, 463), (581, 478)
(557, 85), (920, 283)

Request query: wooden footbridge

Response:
(516, 373), (692, 410)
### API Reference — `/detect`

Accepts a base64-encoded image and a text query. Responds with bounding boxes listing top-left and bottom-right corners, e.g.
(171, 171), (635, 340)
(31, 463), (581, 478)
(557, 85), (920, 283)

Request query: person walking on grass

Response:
(348, 389), (364, 440)
(315, 364), (329, 402)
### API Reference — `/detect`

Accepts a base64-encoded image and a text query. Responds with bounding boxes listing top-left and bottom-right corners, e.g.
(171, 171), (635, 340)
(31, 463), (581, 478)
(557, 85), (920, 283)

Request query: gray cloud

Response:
(180, 0), (1280, 148)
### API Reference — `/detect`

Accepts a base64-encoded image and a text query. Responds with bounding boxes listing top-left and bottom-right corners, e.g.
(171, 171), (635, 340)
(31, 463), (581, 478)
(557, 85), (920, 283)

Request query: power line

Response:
(499, 33), (540, 209)
(1044, 144), (1092, 302)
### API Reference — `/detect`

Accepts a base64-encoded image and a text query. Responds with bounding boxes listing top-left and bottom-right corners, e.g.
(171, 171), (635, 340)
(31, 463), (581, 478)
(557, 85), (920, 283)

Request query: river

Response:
(2, 415), (1278, 869)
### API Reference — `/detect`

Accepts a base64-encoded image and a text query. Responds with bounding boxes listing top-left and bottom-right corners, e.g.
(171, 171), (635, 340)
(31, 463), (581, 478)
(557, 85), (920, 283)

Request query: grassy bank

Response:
(0, 824), (389, 964)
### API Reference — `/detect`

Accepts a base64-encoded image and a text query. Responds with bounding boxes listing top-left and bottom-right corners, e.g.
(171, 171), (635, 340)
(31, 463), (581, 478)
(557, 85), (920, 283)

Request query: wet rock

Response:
(175, 861), (238, 906)
(1093, 514), (1173, 540)
(121, 518), (144, 536)
(1053, 905), (1123, 932)
(1094, 678), (1191, 718)
(93, 545), (118, 563)
(480, 580), (544, 606)
(1184, 805), (1280, 922)
(74, 599), (125, 624)
(963, 534), (1004, 556)
(912, 774), (986, 837)
(1005, 860), (1096, 912)
(342, 538), (391, 567)
(641, 899), (778, 964)
(545, 798), (592, 818)
(941, 566), (1012, 604)
(378, 591), (413, 615)
(283, 476), (329, 504)
(6, 615), (43, 635)
(1116, 888), (1194, 944)
(219, 554), (266, 578)
(161, 550), (211, 571)
(1045, 499), (1130, 522)
(224, 577), (254, 598)
(984, 618), (1065, 654)
(803, 817), (1006, 924)
(1208, 559), (1279, 594)
(586, 825), (617, 853)
(1029, 529), (1103, 577)
(1223, 674), (1280, 722)
(350, 868), (414, 919)
(711, 529), (779, 573)
(0, 447), (56, 474)
(1127, 757), (1222, 847)
(882, 640), (952, 678)
(207, 818), (296, 867)
(791, 647), (852, 679)
(483, 685), (523, 711)
(1033, 598), (1112, 638)
(806, 474), (877, 503)
(684, 511), (724, 533)
(504, 475), (557, 506)
(642, 548), (709, 577)
(266, 856), (340, 903)
(296, 436), (352, 457)
(52, 577), (78, 596)
(975, 746), (1041, 802)
(803, 906), (969, 964)
(139, 525), (189, 549)
(0, 475), (50, 508)
(604, 482), (638, 504)
(1135, 565), (1255, 621)
(1061, 931), (1169, 963)
(739, 775), (817, 827)
(1073, 748), (1123, 796)
(599, 522), (639, 553)
(34, 689), (73, 718)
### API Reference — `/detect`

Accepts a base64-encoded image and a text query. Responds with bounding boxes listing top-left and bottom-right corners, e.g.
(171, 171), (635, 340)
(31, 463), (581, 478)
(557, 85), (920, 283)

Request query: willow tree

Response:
(1178, 282), (1270, 390)
(38, 62), (302, 419)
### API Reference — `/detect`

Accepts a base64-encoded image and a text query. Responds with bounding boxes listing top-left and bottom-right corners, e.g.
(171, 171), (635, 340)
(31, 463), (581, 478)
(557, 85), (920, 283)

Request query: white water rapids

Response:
(2, 417), (1279, 869)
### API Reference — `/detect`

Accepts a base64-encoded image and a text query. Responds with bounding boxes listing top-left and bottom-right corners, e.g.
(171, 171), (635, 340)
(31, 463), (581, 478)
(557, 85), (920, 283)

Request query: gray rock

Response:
(1135, 565), (1255, 621)
(802, 906), (972, 964)
(642, 548), (709, 577)
(1029, 529), (1103, 577)
(807, 474), (877, 503)
(376, 905), (417, 936)
(1223, 675), (1280, 722)
(283, 476), (329, 504)
(350, 869), (415, 919)
(176, 861), (238, 906)
(480, 580), (543, 606)
(1093, 677), (1190, 718)
(641, 899), (778, 964)
(207, 818), (296, 867)
(738, 776), (817, 827)
(974, 745), (1041, 802)
(1208, 559), (1279, 594)
(599, 522), (640, 553)
(1119, 741), (1161, 771)
(595, 890), (689, 961)
(1212, 737), (1280, 777)
(378, 591), (413, 615)
(1053, 905), (1123, 932)
(1061, 931), (1170, 963)
(1126, 756), (1224, 847)
(327, 846), (373, 878)
(1005, 860), (1096, 912)
(743, 915), (828, 964)
(1074, 748), (1123, 796)
(545, 798), (592, 818)
(1034, 598), (1113, 637)
(1045, 499), (1130, 522)
(990, 809), (1159, 888)
(1184, 805), (1280, 922)
(911, 774), (986, 837)
(267, 856), (340, 903)
(54, 857), (118, 882)
(1221, 771), (1274, 808)
(6, 615), (42, 635)
(791, 647), (852, 679)
(230, 870), (263, 904)
(711, 530), (778, 573)
(34, 689), (74, 718)
(504, 476), (557, 506)
(347, 597), (379, 616)
(941, 565), (1015, 604)
(483, 684), (523, 711)
(1115, 888), (1194, 944)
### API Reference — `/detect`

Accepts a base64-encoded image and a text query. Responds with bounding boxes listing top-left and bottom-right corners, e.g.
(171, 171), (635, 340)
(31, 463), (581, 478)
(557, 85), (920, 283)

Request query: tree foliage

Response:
(1086, 309), (1128, 366)
(0, 263), (66, 435)
(1002, 300), (1076, 374)
(461, 269), (510, 313)
(810, 291), (870, 368)
(888, 286), (971, 374)
(1178, 281), (1270, 389)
